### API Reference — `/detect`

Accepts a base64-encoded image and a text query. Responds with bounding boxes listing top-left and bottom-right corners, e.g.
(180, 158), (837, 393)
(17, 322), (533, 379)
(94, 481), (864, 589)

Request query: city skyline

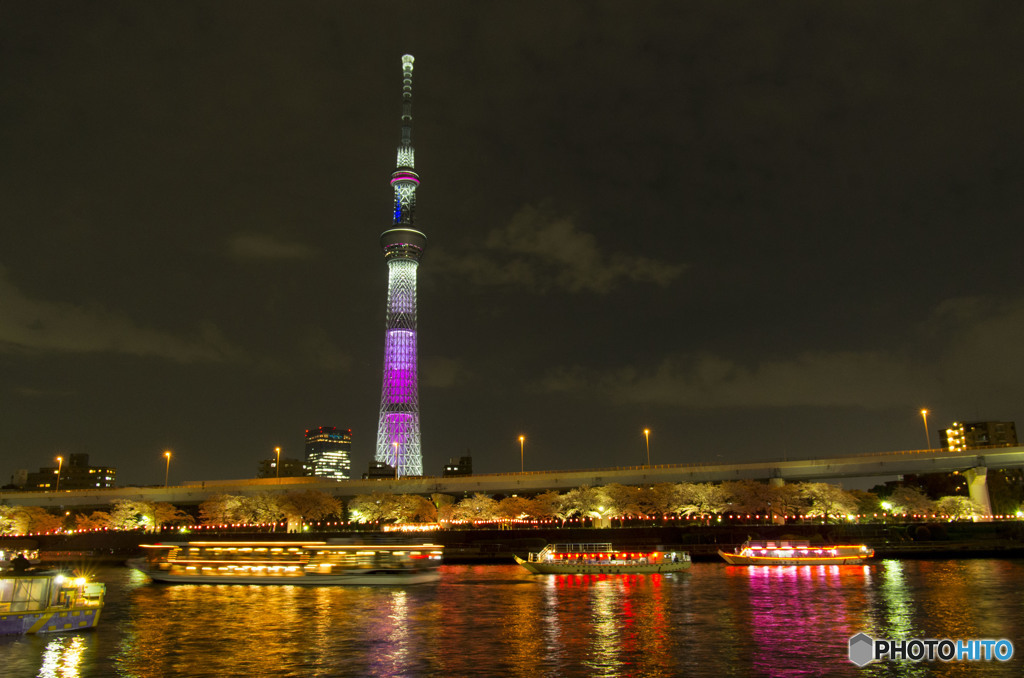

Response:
(2, 3), (1023, 486)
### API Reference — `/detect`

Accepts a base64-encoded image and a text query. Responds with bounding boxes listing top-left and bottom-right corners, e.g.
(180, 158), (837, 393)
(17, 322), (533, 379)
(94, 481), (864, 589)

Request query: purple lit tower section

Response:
(376, 54), (426, 477)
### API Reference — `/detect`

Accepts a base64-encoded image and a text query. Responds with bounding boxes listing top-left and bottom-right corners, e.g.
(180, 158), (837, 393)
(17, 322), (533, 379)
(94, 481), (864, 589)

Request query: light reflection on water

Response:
(0, 560), (1022, 677)
(38, 635), (85, 678)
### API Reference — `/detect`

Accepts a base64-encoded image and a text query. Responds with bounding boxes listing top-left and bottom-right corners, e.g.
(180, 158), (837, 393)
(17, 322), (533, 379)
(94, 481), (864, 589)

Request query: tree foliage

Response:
(887, 486), (937, 515)
(495, 496), (535, 520)
(721, 480), (775, 514)
(799, 483), (859, 523)
(431, 494), (457, 522)
(675, 483), (731, 516)
(278, 491), (343, 531)
(935, 495), (984, 519)
(199, 494), (244, 524)
(73, 511), (111, 531)
(452, 493), (499, 521)
(348, 493), (388, 523)
(0, 506), (62, 534)
(531, 491), (565, 521)
(848, 490), (882, 516)
(108, 500), (191, 532)
(559, 486), (614, 520)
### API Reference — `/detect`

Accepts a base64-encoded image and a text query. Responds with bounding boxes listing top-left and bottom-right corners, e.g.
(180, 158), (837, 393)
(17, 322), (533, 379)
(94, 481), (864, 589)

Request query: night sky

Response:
(3, 2), (1023, 487)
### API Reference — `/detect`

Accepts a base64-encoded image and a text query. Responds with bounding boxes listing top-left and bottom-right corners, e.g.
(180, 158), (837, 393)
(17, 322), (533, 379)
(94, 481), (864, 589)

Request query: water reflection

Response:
(733, 564), (871, 676)
(9, 561), (1021, 677)
(38, 635), (85, 678)
(877, 559), (917, 640)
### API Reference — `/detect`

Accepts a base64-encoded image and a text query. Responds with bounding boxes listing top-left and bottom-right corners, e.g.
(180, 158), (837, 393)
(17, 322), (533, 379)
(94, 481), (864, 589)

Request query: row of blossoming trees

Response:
(0, 481), (987, 536)
(0, 490), (341, 535)
(346, 481), (985, 525)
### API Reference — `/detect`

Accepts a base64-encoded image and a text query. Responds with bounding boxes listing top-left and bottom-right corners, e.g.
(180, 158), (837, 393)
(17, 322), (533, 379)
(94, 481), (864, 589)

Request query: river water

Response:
(1, 559), (1022, 677)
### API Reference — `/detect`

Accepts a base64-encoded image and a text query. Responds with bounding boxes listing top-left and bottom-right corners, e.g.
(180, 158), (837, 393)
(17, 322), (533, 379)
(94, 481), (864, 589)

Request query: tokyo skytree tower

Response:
(375, 55), (426, 477)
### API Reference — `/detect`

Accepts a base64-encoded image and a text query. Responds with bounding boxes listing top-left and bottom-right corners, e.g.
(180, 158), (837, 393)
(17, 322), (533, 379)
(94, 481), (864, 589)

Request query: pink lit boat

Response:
(718, 540), (874, 565)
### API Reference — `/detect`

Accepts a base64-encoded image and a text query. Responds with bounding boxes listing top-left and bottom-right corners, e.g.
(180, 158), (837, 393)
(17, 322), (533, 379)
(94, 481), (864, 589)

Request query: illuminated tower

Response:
(375, 54), (426, 477)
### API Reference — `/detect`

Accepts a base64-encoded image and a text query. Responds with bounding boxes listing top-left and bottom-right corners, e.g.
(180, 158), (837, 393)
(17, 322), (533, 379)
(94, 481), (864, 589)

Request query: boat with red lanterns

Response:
(514, 543), (691, 575)
(718, 540), (874, 565)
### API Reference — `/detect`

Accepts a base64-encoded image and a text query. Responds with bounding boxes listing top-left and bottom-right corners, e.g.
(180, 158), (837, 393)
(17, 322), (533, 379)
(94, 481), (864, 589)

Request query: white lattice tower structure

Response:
(375, 55), (426, 477)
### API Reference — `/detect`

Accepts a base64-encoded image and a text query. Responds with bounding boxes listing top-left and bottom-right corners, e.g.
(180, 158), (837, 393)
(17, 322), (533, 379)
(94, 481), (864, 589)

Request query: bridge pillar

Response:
(964, 466), (993, 521)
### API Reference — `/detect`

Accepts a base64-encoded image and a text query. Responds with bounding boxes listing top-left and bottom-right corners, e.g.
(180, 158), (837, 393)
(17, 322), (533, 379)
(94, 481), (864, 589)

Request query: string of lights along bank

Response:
(375, 55), (426, 477)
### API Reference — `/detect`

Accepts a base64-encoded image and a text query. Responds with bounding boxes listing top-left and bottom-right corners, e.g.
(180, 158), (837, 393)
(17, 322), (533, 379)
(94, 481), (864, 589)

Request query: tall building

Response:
(375, 54), (426, 477)
(942, 421), (1018, 452)
(304, 427), (352, 481)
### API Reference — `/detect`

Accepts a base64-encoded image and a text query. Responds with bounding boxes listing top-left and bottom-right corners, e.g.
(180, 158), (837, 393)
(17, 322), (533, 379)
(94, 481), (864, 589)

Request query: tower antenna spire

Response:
(400, 54), (414, 148)
(376, 55), (427, 478)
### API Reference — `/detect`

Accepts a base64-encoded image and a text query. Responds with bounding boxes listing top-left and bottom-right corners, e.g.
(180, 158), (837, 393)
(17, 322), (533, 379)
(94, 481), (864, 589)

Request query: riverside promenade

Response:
(11, 521), (1024, 565)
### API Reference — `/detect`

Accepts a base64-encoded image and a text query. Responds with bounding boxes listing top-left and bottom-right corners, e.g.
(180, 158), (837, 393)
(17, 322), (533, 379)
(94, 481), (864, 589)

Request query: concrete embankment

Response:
(8, 521), (1024, 566)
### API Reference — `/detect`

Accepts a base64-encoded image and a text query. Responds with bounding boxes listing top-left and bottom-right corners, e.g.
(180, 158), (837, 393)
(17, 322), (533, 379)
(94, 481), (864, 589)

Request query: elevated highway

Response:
(3, 445), (1021, 514)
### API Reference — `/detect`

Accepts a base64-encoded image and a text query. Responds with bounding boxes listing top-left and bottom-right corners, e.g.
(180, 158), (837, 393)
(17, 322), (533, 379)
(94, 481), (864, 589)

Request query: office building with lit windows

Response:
(443, 456), (473, 477)
(942, 420), (1018, 451)
(257, 456), (305, 479)
(304, 427), (352, 481)
(24, 453), (117, 491)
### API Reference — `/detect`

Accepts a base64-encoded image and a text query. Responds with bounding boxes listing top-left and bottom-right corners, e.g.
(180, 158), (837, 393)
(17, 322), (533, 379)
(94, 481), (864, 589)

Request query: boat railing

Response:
(531, 543), (615, 563)
(548, 543), (613, 554)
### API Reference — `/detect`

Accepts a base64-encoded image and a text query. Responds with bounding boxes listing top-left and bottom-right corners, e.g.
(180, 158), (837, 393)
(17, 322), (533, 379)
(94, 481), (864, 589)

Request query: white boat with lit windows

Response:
(0, 570), (105, 635)
(131, 540), (443, 585)
(718, 540), (874, 565)
(515, 543), (691, 575)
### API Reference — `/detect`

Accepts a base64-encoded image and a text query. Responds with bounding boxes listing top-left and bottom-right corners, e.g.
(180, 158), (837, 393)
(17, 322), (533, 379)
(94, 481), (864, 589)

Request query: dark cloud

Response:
(0, 267), (243, 363)
(538, 293), (1024, 411)
(431, 205), (685, 293)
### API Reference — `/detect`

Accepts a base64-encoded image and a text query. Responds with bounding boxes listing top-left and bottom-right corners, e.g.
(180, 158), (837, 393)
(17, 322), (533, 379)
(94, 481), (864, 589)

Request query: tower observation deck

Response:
(375, 55), (426, 477)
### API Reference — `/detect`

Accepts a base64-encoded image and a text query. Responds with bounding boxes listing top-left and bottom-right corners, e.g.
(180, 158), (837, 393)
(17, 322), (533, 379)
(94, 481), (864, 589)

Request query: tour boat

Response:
(0, 570), (105, 635)
(515, 543), (691, 575)
(718, 540), (874, 565)
(131, 540), (443, 585)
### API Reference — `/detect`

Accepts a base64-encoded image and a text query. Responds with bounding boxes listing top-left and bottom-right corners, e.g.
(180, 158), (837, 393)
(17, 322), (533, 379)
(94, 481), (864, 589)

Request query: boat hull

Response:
(0, 604), (102, 635)
(138, 568), (440, 586)
(718, 551), (871, 566)
(515, 555), (690, 575)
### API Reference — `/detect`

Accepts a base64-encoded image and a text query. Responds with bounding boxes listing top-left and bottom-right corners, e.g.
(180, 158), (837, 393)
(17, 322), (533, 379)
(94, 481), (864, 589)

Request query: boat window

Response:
(9, 577), (50, 612)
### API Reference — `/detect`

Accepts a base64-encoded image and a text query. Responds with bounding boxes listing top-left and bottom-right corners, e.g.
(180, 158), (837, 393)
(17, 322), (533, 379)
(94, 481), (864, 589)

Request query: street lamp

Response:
(164, 450), (172, 488)
(55, 455), (63, 492)
(519, 435), (525, 473)
(643, 429), (650, 467)
(920, 409), (931, 449)
(275, 446), (281, 480)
